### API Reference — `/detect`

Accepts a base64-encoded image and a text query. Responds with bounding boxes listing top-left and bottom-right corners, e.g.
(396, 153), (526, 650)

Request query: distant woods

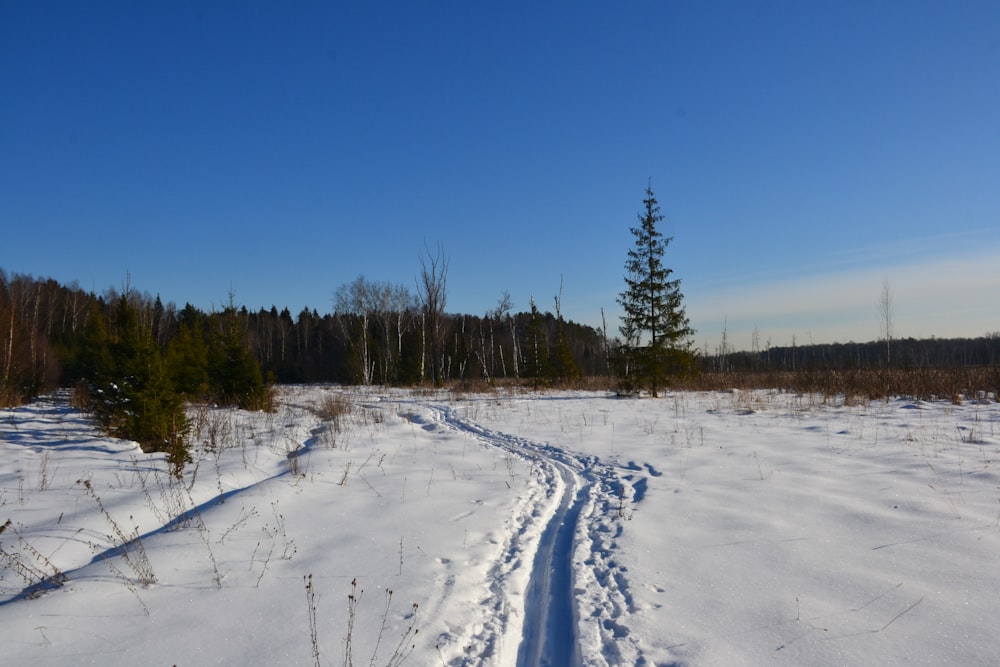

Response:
(0, 270), (605, 409)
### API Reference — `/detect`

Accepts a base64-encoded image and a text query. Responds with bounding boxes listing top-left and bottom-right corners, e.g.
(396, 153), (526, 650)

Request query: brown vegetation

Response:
(675, 367), (1000, 403)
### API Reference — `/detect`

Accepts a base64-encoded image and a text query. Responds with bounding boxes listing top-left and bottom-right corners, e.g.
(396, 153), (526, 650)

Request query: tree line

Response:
(0, 266), (611, 475)
(0, 269), (609, 406)
(705, 334), (1000, 374)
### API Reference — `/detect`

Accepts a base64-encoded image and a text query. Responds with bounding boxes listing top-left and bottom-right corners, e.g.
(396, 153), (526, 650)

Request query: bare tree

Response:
(1, 271), (13, 391)
(416, 243), (449, 386)
(716, 317), (730, 373)
(879, 279), (894, 368)
(489, 291), (513, 379)
(600, 306), (613, 377)
(371, 281), (413, 383)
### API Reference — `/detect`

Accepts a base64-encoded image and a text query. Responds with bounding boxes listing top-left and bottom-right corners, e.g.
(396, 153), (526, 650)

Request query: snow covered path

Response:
(433, 404), (590, 665)
(516, 461), (584, 667)
(432, 400), (654, 666)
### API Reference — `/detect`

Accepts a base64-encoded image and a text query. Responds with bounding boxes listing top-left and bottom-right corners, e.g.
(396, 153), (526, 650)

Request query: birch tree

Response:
(417, 243), (449, 386)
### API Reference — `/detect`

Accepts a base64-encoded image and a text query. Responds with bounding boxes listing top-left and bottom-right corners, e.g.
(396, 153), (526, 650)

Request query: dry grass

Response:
(310, 389), (354, 422)
(447, 367), (998, 403)
(446, 375), (620, 396)
(674, 367), (1000, 402)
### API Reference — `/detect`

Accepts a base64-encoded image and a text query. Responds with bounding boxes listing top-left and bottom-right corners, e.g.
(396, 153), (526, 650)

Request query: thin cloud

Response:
(689, 247), (1000, 350)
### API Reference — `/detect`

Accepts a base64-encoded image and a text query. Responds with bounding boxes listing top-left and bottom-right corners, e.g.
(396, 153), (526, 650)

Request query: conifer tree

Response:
(208, 301), (269, 410)
(166, 320), (210, 398)
(617, 184), (695, 396)
(89, 290), (189, 475)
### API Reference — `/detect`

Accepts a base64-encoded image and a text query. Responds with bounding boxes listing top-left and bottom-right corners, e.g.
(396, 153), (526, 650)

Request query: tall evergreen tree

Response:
(617, 184), (695, 396)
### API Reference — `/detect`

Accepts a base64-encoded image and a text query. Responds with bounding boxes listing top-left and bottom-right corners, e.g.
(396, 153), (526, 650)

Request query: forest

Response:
(0, 270), (607, 407)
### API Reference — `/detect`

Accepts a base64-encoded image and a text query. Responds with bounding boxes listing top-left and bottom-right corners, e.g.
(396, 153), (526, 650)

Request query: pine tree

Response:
(617, 184), (695, 396)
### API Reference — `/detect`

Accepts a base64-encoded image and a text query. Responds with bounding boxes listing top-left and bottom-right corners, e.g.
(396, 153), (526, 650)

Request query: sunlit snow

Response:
(2, 386), (999, 665)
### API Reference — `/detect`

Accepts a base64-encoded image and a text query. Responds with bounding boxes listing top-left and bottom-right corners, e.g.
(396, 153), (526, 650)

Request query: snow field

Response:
(461, 390), (1000, 665)
(2, 386), (999, 665)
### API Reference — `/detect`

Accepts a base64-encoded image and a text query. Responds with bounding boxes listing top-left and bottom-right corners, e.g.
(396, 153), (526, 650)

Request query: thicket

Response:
(0, 273), (270, 474)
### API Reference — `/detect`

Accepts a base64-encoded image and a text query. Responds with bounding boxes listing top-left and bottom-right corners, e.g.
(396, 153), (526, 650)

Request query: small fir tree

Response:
(89, 292), (189, 475)
(208, 304), (269, 410)
(617, 184), (695, 396)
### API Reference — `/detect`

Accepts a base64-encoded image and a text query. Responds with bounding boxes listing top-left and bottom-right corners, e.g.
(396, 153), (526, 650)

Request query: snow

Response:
(2, 386), (999, 666)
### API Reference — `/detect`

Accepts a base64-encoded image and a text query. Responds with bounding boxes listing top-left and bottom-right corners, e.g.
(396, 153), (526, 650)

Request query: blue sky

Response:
(2, 1), (998, 352)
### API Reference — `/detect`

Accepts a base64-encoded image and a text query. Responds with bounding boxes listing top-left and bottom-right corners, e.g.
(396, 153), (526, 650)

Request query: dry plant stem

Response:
(304, 574), (321, 667)
(252, 538), (275, 588)
(79, 479), (156, 585)
(345, 578), (362, 667)
(36, 451), (56, 491)
(369, 588), (395, 666)
(261, 500), (296, 561)
(386, 603), (419, 667)
(185, 489), (222, 588)
(218, 505), (258, 544)
(102, 558), (150, 616)
(0, 519), (69, 598)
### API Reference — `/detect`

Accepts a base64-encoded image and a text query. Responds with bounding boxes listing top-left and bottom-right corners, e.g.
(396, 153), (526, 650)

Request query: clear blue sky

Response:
(3, 1), (998, 352)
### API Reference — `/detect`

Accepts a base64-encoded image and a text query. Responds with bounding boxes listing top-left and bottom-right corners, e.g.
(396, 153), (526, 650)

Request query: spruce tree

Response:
(89, 292), (189, 475)
(617, 184), (695, 396)
(207, 303), (269, 410)
(166, 320), (210, 399)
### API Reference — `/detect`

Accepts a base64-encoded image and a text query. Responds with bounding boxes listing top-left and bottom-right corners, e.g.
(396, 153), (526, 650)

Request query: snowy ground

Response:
(1, 386), (999, 666)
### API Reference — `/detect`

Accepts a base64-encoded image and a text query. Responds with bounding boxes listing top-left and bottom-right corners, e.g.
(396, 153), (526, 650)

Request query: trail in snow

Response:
(433, 403), (596, 666)
(517, 462), (587, 667)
